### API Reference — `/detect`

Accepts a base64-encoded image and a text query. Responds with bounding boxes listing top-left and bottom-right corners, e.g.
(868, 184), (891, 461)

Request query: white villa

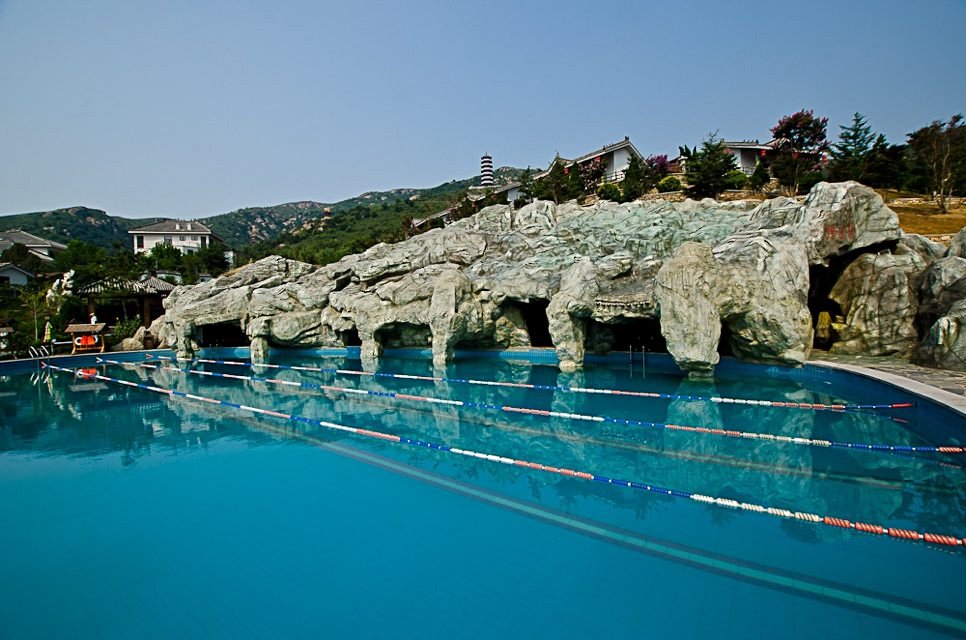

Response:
(722, 139), (778, 174)
(0, 262), (33, 287)
(495, 136), (643, 203)
(129, 220), (222, 255)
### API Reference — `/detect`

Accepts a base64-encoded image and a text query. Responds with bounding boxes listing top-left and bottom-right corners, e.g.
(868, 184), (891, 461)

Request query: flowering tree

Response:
(770, 109), (829, 195)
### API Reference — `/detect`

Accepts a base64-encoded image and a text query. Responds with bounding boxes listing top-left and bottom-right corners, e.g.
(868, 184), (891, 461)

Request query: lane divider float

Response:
(46, 362), (964, 549)
(116, 358), (962, 456)
(146, 354), (914, 413)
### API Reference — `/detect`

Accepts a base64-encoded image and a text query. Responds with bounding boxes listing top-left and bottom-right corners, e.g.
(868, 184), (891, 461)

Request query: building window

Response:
(179, 235), (186, 241)
(191, 235), (198, 241)
(0, 276), (9, 285)
(164, 236), (173, 245)
(136, 235), (144, 249)
(201, 237), (207, 247)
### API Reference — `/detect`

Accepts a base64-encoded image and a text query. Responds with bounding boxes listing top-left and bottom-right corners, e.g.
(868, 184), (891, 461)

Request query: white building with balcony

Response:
(129, 220), (222, 255)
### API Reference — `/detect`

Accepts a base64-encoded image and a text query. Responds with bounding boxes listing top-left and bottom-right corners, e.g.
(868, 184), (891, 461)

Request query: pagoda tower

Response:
(480, 153), (495, 187)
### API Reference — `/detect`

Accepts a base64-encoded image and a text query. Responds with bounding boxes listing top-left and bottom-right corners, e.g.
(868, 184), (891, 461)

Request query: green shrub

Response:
(656, 176), (681, 193)
(724, 169), (749, 190)
(111, 317), (142, 344)
(596, 182), (622, 202)
(749, 160), (770, 192)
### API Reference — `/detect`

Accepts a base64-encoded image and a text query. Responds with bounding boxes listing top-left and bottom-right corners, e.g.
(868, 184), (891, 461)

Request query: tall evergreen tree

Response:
(518, 167), (534, 201)
(863, 136), (904, 189)
(620, 155), (647, 201)
(541, 156), (569, 204)
(829, 112), (876, 181)
(749, 159), (770, 192)
(680, 133), (737, 199)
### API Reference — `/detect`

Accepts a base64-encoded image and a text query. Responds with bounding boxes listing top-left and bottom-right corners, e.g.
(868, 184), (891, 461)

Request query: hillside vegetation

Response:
(0, 167), (525, 253)
(0, 206), (161, 250)
(237, 170), (525, 265)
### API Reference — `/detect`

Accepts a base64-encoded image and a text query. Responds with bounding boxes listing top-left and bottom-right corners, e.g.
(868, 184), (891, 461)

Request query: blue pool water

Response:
(1, 351), (964, 639)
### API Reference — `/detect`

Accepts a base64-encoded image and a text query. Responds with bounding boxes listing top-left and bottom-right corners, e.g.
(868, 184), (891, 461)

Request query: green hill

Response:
(0, 206), (161, 250)
(0, 166), (527, 254)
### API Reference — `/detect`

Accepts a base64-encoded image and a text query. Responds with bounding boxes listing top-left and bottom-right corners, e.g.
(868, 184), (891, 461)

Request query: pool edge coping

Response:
(810, 359), (966, 418)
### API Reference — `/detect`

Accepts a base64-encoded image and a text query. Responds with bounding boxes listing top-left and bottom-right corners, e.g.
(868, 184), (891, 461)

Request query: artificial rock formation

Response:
(913, 257), (966, 369)
(163, 181), (919, 375)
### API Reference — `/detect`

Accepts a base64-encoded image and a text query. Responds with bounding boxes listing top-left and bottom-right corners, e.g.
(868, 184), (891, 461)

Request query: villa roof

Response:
(531, 137), (643, 180)
(0, 262), (34, 278)
(128, 220), (214, 234)
(571, 137), (643, 164)
(0, 229), (67, 252)
(78, 275), (177, 296)
(722, 139), (780, 151)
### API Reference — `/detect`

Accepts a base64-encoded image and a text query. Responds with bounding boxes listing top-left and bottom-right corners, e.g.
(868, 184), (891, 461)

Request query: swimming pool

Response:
(1, 350), (964, 638)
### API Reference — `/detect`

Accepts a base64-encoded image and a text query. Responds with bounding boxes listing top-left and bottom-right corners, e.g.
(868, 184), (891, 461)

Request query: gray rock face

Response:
(913, 257), (966, 369)
(898, 233), (947, 264)
(653, 182), (897, 373)
(163, 181), (911, 374)
(947, 228), (966, 258)
(829, 253), (925, 356)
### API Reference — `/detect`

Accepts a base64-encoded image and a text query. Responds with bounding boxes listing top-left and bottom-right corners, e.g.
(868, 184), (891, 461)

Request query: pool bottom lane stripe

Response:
(47, 362), (965, 551)
(115, 358), (963, 457)
(145, 354), (914, 413)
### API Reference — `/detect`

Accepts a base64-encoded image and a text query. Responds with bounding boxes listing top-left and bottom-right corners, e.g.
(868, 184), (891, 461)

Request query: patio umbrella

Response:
(43, 320), (52, 343)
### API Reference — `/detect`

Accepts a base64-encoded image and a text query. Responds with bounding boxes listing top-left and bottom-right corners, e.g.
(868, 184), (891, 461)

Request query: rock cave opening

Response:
(374, 322), (432, 349)
(198, 321), (248, 348)
(339, 328), (362, 347)
(718, 322), (735, 357)
(505, 300), (553, 347)
(586, 318), (668, 353)
(807, 240), (897, 350)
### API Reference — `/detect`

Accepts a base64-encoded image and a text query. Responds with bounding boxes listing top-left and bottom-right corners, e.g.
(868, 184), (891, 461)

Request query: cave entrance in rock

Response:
(807, 240), (894, 351)
(587, 318), (667, 353)
(198, 321), (248, 348)
(718, 322), (735, 357)
(339, 328), (362, 347)
(374, 322), (432, 349)
(510, 299), (553, 347)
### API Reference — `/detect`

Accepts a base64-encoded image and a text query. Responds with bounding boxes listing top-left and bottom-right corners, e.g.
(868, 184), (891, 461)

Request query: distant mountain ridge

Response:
(0, 206), (162, 250)
(0, 167), (524, 251)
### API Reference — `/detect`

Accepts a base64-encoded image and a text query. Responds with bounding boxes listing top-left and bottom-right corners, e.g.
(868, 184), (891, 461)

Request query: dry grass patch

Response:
(876, 190), (966, 237)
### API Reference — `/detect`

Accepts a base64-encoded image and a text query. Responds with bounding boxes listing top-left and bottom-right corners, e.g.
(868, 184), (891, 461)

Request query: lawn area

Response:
(877, 190), (966, 236)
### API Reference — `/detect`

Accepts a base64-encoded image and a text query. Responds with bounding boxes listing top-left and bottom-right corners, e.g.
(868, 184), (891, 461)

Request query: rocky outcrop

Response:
(653, 182), (899, 373)
(162, 181), (920, 375)
(913, 257), (966, 369)
(828, 252), (925, 355)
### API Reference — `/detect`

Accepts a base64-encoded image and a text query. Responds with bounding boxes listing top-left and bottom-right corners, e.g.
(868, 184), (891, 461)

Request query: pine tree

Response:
(620, 155), (647, 201)
(542, 157), (569, 204)
(749, 159), (770, 192)
(518, 167), (534, 200)
(829, 112), (876, 181)
(681, 133), (737, 199)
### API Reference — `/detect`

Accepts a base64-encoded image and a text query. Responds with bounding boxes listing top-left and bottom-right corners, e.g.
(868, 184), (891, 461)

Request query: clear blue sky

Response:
(1, 0), (964, 219)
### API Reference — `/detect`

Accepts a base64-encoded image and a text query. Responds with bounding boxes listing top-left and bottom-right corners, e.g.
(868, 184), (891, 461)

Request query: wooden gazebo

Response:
(77, 275), (176, 328)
